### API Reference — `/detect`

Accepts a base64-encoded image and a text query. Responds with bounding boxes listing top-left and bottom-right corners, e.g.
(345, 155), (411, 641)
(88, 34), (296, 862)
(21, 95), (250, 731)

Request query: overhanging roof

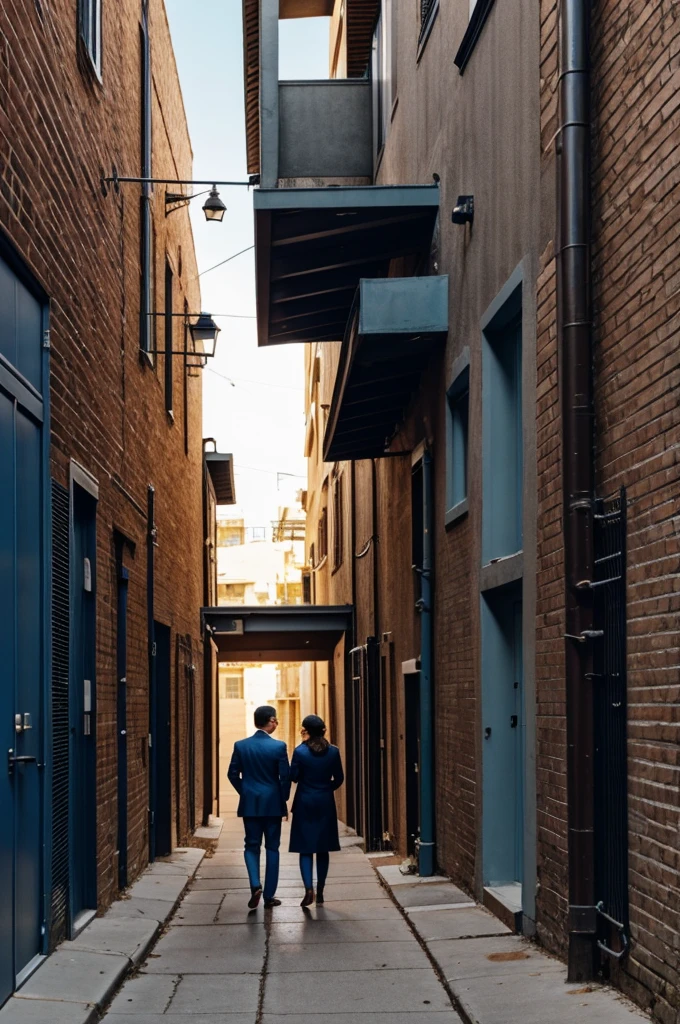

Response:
(205, 452), (236, 505)
(202, 605), (352, 662)
(324, 275), (449, 462)
(254, 185), (440, 346)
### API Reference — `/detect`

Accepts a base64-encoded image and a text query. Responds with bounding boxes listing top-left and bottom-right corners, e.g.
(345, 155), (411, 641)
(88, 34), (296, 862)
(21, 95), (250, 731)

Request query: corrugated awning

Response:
(205, 452), (236, 505)
(323, 276), (449, 462)
(254, 185), (441, 346)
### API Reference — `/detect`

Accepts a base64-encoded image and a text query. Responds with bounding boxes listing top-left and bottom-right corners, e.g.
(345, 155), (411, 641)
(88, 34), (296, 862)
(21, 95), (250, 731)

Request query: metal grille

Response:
(50, 480), (70, 946)
(593, 487), (629, 959)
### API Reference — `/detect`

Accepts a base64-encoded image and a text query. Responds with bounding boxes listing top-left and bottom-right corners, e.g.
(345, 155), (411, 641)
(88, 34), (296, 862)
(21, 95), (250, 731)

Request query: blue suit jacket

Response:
(227, 730), (291, 818)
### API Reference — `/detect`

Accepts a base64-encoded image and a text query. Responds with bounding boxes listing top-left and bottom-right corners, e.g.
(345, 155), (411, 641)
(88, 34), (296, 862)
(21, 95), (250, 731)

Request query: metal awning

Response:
(323, 275), (449, 462)
(254, 185), (440, 346)
(204, 451), (236, 505)
(202, 605), (353, 662)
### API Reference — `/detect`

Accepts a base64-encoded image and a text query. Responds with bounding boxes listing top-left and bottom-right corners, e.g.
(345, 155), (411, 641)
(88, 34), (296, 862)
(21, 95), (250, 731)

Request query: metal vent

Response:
(593, 488), (629, 961)
(50, 480), (70, 947)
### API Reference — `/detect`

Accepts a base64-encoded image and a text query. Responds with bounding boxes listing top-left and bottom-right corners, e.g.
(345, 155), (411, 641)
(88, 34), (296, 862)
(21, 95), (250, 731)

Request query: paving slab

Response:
(378, 866), (452, 887)
(107, 975), (179, 1015)
(16, 950), (129, 1009)
(169, 974), (259, 1014)
(144, 925), (265, 973)
(124, 874), (191, 903)
(60, 917), (159, 965)
(267, 939), (431, 973)
(268, 919), (415, 944)
(428, 935), (563, 982)
(262, 968), (454, 1014)
(107, 1018), (253, 1024)
(391, 882), (471, 909)
(261, 1016), (460, 1024)
(0, 996), (96, 1023)
(181, 887), (228, 905)
(410, 906), (512, 941)
(107, 897), (182, 922)
(172, 902), (225, 925)
(452, 972), (650, 1024)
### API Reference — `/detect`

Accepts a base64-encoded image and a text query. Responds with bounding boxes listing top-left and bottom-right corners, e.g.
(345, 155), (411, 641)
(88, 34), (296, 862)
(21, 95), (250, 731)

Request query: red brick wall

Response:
(537, 0), (680, 1017)
(0, 0), (205, 912)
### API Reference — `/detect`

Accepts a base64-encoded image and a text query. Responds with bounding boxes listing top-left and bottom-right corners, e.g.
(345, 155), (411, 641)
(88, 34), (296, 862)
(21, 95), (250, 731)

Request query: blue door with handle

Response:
(0, 251), (47, 1003)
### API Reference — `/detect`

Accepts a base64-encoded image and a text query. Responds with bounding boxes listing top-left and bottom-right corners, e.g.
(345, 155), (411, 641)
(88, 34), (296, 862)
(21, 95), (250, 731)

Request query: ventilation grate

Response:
(50, 480), (70, 947)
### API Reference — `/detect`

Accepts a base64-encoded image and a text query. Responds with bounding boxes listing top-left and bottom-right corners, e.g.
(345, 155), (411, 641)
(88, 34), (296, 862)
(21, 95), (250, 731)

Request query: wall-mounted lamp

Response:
(101, 167), (259, 225)
(451, 195), (474, 226)
(164, 185), (227, 222)
(148, 311), (221, 367)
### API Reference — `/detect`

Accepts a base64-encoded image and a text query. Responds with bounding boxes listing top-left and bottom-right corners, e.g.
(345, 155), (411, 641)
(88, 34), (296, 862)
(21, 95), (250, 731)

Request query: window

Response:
(80, 0), (102, 77)
(372, 4), (395, 158)
(164, 260), (173, 415)
(217, 582), (247, 604)
(317, 507), (328, 564)
(219, 666), (244, 700)
(446, 365), (470, 522)
(332, 473), (344, 571)
(217, 520), (245, 547)
(302, 571), (312, 604)
(482, 276), (523, 563)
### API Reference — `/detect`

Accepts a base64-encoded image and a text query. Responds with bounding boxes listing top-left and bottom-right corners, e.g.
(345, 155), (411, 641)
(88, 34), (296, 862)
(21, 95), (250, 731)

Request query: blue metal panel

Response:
(116, 564), (129, 890)
(0, 254), (42, 392)
(481, 587), (524, 885)
(358, 276), (449, 336)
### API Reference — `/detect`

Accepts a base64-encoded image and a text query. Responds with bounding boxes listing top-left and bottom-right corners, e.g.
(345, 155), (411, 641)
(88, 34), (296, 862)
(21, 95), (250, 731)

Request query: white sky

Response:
(164, 2), (331, 528)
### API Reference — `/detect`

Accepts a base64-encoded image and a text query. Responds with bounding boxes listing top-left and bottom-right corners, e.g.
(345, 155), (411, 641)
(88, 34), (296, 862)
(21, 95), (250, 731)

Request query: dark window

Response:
(302, 571), (312, 605)
(80, 0), (102, 77)
(219, 667), (244, 700)
(332, 474), (344, 571)
(318, 507), (328, 563)
(164, 260), (173, 415)
(446, 367), (470, 514)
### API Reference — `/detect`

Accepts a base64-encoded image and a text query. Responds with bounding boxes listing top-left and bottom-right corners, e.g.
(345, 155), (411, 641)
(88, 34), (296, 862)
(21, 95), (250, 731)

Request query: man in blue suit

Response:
(227, 705), (291, 909)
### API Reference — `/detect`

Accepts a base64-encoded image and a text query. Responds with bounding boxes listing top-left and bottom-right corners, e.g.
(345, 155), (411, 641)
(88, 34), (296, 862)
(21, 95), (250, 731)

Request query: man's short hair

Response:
(254, 705), (277, 728)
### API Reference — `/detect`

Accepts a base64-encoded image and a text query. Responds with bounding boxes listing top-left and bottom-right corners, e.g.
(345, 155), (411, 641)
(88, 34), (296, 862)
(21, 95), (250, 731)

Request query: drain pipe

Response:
(557, 0), (596, 981)
(418, 449), (435, 876)
(140, 0), (152, 355)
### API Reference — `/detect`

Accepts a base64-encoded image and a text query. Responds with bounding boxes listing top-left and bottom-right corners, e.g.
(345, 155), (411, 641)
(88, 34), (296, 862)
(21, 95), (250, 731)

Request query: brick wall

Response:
(0, 0), (206, 914)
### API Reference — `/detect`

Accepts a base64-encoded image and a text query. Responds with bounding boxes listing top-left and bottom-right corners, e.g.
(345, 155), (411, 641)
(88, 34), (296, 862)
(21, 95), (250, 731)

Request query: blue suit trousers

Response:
(243, 816), (281, 900)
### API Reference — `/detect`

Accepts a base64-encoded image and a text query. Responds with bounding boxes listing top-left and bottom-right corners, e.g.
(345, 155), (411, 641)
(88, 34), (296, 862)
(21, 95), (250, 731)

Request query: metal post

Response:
(557, 0), (597, 980)
(418, 449), (435, 876)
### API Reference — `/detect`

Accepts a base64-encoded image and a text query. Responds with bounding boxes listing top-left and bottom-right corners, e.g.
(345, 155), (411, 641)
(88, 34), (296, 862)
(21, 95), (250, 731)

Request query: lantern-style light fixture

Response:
(189, 312), (221, 359)
(202, 187), (227, 222)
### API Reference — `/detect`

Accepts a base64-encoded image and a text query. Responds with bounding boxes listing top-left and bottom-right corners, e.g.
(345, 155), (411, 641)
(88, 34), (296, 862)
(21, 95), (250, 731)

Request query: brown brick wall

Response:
(0, 0), (206, 914)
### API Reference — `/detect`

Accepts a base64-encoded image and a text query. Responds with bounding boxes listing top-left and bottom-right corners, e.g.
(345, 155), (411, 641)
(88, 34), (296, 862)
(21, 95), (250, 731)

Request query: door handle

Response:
(510, 715), (518, 728)
(484, 727), (491, 739)
(8, 749), (40, 775)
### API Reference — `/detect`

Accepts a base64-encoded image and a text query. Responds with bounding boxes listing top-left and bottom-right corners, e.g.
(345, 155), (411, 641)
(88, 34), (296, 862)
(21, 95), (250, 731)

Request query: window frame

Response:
(219, 666), (244, 700)
(332, 472), (344, 572)
(79, 0), (103, 79)
(445, 357), (470, 527)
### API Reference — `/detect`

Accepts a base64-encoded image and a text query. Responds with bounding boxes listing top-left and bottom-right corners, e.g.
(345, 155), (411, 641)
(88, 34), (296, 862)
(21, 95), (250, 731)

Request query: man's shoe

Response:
(264, 897), (282, 908)
(315, 889), (325, 905)
(301, 888), (315, 908)
(248, 887), (263, 910)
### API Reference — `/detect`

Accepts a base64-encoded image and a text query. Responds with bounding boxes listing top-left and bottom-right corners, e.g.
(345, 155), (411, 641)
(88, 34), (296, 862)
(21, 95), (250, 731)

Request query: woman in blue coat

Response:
(289, 714), (344, 907)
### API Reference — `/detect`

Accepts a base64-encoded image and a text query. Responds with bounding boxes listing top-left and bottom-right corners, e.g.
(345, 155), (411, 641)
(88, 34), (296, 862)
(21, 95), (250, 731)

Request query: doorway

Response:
(481, 584), (524, 891)
(151, 622), (172, 858)
(0, 251), (47, 1002)
(70, 481), (98, 929)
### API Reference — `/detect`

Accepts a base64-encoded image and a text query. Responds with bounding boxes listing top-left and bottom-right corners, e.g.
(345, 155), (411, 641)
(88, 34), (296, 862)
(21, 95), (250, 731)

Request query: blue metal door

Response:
(481, 585), (524, 886)
(151, 622), (172, 857)
(0, 252), (46, 1002)
(70, 484), (97, 927)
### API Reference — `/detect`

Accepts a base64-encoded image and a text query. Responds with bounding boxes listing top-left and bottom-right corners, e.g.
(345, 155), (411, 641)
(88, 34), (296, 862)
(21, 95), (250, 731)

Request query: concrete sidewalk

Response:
(99, 794), (648, 1023)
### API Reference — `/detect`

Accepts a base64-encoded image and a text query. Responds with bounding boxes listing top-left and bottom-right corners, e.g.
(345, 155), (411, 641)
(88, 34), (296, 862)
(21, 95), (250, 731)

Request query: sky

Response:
(164, 0), (330, 529)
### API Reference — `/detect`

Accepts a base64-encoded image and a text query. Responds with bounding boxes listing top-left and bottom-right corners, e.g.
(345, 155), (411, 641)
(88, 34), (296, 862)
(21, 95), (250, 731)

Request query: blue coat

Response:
(227, 730), (291, 818)
(289, 742), (344, 854)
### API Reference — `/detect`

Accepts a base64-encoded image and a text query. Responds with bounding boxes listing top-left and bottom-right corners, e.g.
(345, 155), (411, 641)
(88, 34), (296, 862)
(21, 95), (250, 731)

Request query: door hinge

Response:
(43, 329), (51, 350)
(151, 642), (157, 657)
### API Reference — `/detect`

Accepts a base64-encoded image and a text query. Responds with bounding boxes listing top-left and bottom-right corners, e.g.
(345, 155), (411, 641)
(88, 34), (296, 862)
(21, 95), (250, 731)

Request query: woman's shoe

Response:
(301, 888), (315, 908)
(264, 897), (282, 908)
(315, 889), (325, 905)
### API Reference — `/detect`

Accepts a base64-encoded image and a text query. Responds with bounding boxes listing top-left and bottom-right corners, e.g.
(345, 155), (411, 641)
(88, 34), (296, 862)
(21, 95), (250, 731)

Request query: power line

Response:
(196, 244), (255, 279)
(206, 367), (303, 391)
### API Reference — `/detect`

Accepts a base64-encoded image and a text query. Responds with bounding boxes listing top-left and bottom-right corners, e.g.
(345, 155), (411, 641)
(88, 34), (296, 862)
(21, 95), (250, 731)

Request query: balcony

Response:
(253, 184), (441, 346)
(323, 275), (449, 462)
(243, 0), (376, 187)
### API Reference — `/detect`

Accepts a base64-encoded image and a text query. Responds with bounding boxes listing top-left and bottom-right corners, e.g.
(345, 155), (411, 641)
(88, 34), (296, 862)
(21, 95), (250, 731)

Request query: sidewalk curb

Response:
(0, 844), (210, 1024)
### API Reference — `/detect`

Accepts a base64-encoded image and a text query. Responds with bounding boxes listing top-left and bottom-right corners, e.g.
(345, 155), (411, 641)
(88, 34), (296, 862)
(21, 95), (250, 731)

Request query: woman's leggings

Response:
(299, 852), (330, 890)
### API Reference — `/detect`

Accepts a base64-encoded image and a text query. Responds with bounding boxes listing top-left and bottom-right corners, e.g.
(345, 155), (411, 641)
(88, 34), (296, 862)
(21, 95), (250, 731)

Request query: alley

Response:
(103, 791), (461, 1023)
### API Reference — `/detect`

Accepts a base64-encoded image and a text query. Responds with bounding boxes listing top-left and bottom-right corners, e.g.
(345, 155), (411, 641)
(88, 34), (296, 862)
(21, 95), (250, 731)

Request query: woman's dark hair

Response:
(302, 714), (329, 755)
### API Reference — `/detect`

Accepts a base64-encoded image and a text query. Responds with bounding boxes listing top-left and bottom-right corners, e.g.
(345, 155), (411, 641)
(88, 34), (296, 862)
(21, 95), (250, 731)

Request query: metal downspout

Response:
(557, 0), (597, 980)
(140, 0), (152, 355)
(147, 486), (157, 859)
(418, 449), (435, 876)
